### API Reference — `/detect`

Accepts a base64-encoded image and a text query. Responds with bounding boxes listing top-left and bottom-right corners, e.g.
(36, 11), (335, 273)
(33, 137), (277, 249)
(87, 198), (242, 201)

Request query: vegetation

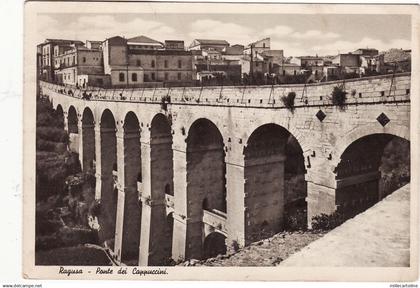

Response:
(380, 138), (410, 196)
(36, 97), (100, 262)
(311, 211), (345, 231)
(281, 92), (296, 112)
(331, 85), (347, 109)
(36, 98), (80, 202)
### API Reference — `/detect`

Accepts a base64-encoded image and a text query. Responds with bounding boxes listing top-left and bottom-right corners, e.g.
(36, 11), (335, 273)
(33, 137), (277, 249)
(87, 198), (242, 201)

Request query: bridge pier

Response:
(244, 155), (286, 243)
(112, 117), (142, 264)
(138, 123), (174, 265)
(171, 148), (200, 261)
(225, 161), (246, 250)
(306, 182), (336, 227)
(138, 139), (169, 266)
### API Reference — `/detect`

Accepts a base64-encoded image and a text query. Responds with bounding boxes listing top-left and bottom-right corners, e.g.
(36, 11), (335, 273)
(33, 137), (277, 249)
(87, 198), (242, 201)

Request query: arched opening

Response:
(284, 135), (307, 231)
(203, 232), (227, 259)
(97, 109), (118, 245)
(67, 106), (79, 154)
(81, 107), (95, 172)
(164, 184), (172, 196)
(244, 124), (306, 243)
(121, 111), (142, 264)
(55, 104), (64, 129)
(150, 113), (173, 264)
(335, 134), (410, 220)
(67, 106), (78, 134)
(186, 118), (226, 259)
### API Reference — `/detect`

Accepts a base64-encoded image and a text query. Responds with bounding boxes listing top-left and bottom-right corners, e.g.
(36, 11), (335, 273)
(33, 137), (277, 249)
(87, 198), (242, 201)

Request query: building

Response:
(54, 45), (105, 87)
(353, 48), (379, 57)
(102, 35), (193, 87)
(165, 40), (185, 51)
(85, 40), (102, 50)
(275, 63), (302, 76)
(189, 39), (230, 52)
(260, 50), (284, 74)
(332, 53), (360, 68)
(360, 54), (385, 74)
(240, 56), (269, 79)
(37, 38), (84, 82)
(244, 38), (270, 58)
(195, 63), (241, 84)
(290, 56), (324, 68)
(221, 45), (244, 63)
(101, 36), (144, 87)
(128, 49), (193, 84)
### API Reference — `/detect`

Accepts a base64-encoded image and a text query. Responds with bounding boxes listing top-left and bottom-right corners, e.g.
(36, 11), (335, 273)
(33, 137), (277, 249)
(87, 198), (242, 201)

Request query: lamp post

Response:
(250, 43), (254, 85)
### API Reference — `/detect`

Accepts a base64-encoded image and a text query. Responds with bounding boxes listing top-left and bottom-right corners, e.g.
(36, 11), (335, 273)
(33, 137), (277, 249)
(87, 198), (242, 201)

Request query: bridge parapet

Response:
(40, 72), (410, 108)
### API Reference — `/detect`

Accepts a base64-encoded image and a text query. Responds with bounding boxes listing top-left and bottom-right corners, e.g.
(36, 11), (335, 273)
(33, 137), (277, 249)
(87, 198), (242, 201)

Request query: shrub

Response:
(37, 127), (69, 144)
(281, 92), (296, 112)
(331, 85), (347, 108)
(311, 211), (345, 231)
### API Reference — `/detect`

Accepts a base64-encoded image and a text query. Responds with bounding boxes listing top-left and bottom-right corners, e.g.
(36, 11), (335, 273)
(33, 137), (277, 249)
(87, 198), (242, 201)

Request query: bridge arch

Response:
(120, 111), (142, 264)
(203, 232), (227, 259)
(243, 119), (310, 156)
(81, 107), (95, 172)
(334, 130), (410, 220)
(55, 104), (65, 129)
(67, 105), (78, 134)
(332, 122), (410, 168)
(186, 118), (226, 259)
(97, 108), (118, 244)
(243, 123), (307, 242)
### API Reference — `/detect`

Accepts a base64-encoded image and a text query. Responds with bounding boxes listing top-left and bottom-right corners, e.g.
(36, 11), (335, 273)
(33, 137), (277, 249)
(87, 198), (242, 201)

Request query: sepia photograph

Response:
(22, 1), (419, 281)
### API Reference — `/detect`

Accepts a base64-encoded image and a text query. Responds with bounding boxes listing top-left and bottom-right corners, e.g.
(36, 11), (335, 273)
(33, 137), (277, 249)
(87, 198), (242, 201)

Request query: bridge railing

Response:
(39, 72), (411, 108)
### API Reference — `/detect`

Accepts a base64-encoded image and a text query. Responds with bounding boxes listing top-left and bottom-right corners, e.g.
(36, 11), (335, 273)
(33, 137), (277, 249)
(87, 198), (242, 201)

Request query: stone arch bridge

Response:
(39, 72), (410, 266)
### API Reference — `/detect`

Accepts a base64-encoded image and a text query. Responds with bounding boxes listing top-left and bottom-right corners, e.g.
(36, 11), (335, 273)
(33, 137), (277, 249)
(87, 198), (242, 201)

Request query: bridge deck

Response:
(280, 184), (410, 267)
(40, 72), (410, 108)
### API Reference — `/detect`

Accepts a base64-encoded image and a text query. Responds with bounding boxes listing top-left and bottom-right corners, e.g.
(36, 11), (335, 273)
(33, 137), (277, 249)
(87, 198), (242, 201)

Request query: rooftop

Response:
(127, 35), (163, 45)
(43, 39), (84, 45)
(193, 39), (230, 46)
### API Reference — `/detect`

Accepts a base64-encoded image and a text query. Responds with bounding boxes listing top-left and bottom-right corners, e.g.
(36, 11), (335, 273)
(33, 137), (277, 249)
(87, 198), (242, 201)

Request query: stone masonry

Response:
(39, 72), (411, 265)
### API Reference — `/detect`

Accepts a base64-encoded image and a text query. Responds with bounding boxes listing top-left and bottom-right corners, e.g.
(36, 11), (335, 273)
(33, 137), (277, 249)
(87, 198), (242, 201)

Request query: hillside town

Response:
(37, 35), (411, 88)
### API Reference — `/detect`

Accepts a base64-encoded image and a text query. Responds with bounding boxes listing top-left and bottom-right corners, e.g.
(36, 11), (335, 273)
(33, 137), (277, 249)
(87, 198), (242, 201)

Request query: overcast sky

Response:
(37, 13), (411, 56)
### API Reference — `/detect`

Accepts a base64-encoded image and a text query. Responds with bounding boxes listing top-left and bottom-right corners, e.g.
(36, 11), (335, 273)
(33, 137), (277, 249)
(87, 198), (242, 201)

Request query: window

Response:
(178, 59), (182, 68)
(73, 56), (76, 65)
(263, 43), (266, 48)
(294, 70), (297, 75)
(136, 59), (141, 66)
(151, 73), (155, 81)
(82, 57), (86, 63)
(132, 73), (137, 82)
(144, 74), (149, 82)
(119, 72), (125, 82)
(151, 60), (155, 68)
(164, 60), (168, 68)
(177, 73), (181, 80)
(283, 70), (286, 76)
(164, 73), (169, 80)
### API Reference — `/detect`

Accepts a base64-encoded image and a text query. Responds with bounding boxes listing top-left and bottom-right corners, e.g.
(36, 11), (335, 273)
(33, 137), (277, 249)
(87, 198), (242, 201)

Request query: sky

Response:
(36, 13), (411, 57)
